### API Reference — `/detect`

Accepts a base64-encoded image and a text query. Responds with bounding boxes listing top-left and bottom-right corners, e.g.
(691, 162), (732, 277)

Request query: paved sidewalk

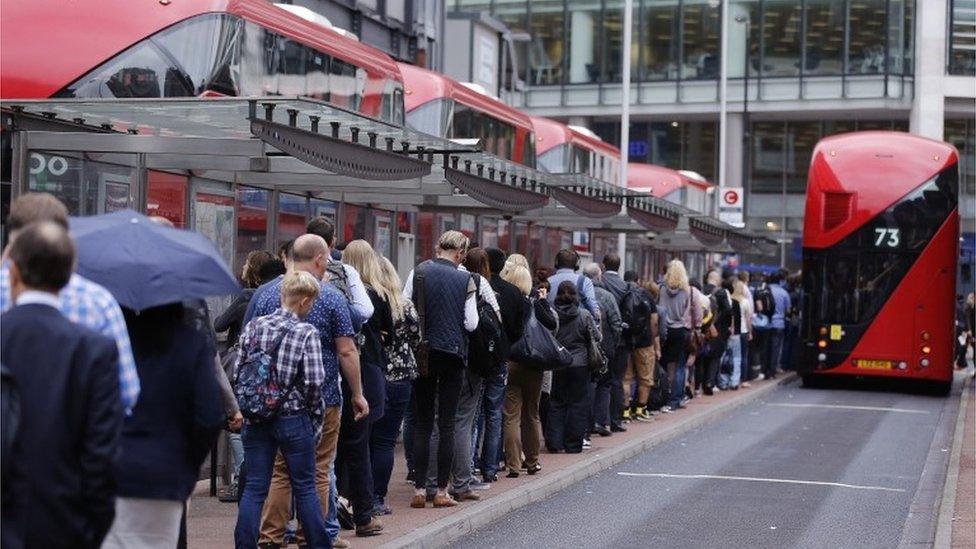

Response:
(950, 374), (974, 548)
(188, 375), (790, 548)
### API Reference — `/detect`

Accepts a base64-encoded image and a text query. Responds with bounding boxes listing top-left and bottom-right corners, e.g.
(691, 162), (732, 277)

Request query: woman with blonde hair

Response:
(501, 264), (557, 477)
(656, 260), (702, 412)
(339, 240), (393, 531)
(369, 256), (419, 513)
(503, 253), (530, 273)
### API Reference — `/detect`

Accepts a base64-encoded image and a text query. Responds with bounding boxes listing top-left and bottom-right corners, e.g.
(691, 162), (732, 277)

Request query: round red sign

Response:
(723, 189), (740, 205)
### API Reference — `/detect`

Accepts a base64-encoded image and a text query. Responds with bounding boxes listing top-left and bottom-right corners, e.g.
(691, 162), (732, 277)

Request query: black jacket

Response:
(117, 324), (224, 501)
(490, 274), (528, 344)
(1, 304), (122, 549)
(554, 301), (598, 368)
(214, 288), (256, 347)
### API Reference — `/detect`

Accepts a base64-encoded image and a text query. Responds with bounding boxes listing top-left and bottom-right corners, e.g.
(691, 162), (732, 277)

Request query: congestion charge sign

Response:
(719, 187), (745, 227)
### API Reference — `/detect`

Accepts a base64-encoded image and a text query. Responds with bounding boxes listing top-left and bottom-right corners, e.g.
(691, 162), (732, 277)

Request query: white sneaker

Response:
(582, 439), (592, 448)
(713, 387), (721, 393)
(660, 406), (673, 413)
(756, 373), (766, 381)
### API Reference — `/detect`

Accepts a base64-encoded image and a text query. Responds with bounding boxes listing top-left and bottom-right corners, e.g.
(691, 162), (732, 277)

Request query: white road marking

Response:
(767, 403), (930, 415)
(616, 472), (906, 493)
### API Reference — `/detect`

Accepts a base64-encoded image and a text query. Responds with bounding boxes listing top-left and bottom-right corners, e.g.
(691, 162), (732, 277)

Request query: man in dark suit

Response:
(1, 221), (122, 549)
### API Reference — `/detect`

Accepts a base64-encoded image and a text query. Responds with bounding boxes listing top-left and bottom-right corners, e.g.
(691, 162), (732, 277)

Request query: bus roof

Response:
(399, 63), (533, 132)
(531, 116), (621, 159)
(1, 0), (401, 99)
(804, 131), (958, 247)
(626, 162), (714, 198)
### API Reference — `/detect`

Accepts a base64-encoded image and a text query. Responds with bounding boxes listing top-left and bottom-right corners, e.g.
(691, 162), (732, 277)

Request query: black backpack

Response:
(647, 362), (670, 410)
(325, 261), (353, 304)
(755, 285), (776, 317)
(619, 283), (652, 338)
(468, 275), (508, 378)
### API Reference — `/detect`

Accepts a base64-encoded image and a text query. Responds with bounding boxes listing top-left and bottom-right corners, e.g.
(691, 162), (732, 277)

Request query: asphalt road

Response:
(451, 380), (954, 549)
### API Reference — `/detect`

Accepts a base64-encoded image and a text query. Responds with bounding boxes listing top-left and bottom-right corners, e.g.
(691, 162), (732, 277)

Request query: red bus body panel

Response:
(1, 0), (402, 100)
(803, 131), (959, 385)
(626, 162), (714, 198)
(399, 62), (533, 166)
(803, 131), (957, 249)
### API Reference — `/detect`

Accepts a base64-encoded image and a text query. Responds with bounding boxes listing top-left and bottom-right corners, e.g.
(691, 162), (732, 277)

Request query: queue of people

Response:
(0, 191), (800, 549)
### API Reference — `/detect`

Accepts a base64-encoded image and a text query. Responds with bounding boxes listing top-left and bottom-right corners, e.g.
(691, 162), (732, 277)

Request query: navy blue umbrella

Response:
(69, 210), (240, 311)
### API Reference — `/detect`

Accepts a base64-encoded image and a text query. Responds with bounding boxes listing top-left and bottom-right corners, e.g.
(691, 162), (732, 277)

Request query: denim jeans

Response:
(370, 379), (412, 505)
(229, 433), (243, 479)
(719, 335), (742, 389)
(425, 369), (483, 493)
(765, 328), (785, 378)
(235, 414), (330, 549)
(666, 328), (689, 408)
(411, 351), (464, 490)
(479, 370), (506, 478)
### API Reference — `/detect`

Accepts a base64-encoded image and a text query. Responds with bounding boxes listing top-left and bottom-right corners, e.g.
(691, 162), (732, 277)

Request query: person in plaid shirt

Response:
(0, 193), (139, 414)
(234, 270), (331, 549)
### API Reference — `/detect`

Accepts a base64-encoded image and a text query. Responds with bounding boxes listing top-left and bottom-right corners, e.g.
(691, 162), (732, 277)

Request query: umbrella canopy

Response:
(69, 210), (240, 311)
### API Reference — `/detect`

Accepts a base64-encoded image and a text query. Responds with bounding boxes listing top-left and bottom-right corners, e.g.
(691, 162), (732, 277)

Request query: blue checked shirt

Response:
(236, 308), (326, 426)
(250, 278), (353, 408)
(0, 266), (140, 413)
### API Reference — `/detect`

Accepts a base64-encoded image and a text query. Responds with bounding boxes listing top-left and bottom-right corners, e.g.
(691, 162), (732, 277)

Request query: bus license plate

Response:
(855, 360), (892, 370)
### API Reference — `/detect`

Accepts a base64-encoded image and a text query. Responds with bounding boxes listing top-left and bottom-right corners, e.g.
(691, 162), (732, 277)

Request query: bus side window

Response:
(306, 49), (331, 101)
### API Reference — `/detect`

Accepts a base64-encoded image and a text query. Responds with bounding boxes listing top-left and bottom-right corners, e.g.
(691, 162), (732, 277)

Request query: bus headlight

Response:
(920, 358), (930, 367)
(920, 331), (930, 341)
(817, 353), (827, 362)
(897, 361), (908, 370)
(819, 326), (828, 336)
(921, 345), (931, 355)
(818, 340), (828, 349)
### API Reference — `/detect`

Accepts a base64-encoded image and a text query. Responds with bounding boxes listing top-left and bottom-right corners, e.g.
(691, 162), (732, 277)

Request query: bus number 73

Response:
(873, 227), (900, 248)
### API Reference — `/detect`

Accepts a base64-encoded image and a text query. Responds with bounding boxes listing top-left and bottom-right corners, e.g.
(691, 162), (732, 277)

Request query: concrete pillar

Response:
(724, 113), (745, 189)
(909, 0), (947, 139)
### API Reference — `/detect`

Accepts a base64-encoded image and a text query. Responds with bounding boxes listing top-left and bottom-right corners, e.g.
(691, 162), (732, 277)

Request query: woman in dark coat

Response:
(545, 281), (600, 454)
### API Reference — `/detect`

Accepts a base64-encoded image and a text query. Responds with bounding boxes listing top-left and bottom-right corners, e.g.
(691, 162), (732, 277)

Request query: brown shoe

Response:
(355, 517), (383, 537)
(451, 490), (481, 502)
(410, 494), (427, 508)
(332, 538), (350, 549)
(432, 493), (458, 508)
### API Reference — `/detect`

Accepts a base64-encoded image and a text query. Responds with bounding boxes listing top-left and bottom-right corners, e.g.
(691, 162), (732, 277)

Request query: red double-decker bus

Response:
(799, 131), (959, 393)
(1, 0), (405, 124)
(531, 116), (620, 185)
(400, 63), (536, 167)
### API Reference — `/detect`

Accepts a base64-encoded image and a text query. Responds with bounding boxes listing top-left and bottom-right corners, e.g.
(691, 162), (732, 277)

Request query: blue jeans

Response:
(370, 379), (412, 505)
(719, 335), (742, 389)
(235, 414), (330, 549)
(765, 328), (785, 378)
(479, 371), (506, 478)
(229, 433), (243, 479)
(666, 328), (689, 408)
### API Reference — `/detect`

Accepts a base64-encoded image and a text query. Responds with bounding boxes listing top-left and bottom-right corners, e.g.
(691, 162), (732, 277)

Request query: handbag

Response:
(412, 262), (431, 377)
(585, 314), (608, 374)
(511, 302), (573, 371)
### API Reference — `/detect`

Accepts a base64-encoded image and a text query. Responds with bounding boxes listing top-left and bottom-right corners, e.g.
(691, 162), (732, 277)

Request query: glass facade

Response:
(592, 120), (717, 182)
(945, 118), (976, 196)
(454, 0), (915, 87)
(950, 0), (976, 75)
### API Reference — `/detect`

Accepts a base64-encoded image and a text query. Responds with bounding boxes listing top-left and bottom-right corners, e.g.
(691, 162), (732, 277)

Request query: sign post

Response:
(718, 187), (744, 227)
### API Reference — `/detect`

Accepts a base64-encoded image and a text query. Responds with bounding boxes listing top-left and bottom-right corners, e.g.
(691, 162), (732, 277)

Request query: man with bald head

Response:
(248, 233), (370, 547)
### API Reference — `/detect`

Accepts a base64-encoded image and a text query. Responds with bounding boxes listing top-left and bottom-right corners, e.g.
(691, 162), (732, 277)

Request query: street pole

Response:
(717, 0), (730, 220)
(618, 0), (633, 272)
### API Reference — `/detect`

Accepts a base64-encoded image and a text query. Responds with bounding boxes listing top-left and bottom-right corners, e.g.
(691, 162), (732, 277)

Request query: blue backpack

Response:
(234, 324), (300, 423)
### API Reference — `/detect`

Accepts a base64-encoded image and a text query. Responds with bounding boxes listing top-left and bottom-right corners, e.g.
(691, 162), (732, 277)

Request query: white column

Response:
(717, 0), (731, 218)
(570, 10), (596, 83)
(909, 0), (948, 139)
(618, 0), (634, 272)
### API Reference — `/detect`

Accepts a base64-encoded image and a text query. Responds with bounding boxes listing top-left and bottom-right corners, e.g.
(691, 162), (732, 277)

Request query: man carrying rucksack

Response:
(764, 270), (792, 380)
(594, 254), (638, 434)
(699, 269), (733, 395)
(623, 271), (658, 420)
(234, 271), (332, 549)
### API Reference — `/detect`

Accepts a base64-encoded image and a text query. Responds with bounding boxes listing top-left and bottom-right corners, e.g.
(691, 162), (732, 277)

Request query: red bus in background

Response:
(532, 116), (620, 185)
(400, 63), (536, 167)
(799, 131), (959, 393)
(0, 0), (405, 125)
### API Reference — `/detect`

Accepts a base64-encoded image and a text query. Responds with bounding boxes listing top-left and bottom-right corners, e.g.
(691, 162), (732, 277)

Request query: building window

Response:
(804, 0), (845, 76)
(760, 1), (802, 77)
(680, 0), (722, 80)
(528, 0), (565, 85)
(640, 0), (680, 81)
(592, 120), (717, 183)
(950, 0), (976, 75)
(567, 1), (603, 83)
(847, 0), (887, 74)
(945, 118), (976, 196)
(494, 1), (530, 88)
